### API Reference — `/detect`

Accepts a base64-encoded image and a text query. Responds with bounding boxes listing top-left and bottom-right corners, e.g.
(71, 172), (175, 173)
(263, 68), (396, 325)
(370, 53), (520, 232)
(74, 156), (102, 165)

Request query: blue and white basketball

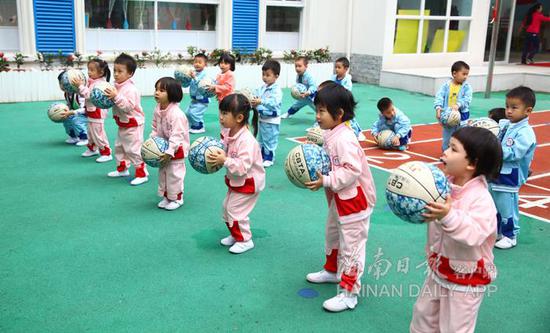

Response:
(197, 78), (216, 98)
(188, 136), (225, 174)
(385, 161), (450, 224)
(59, 69), (86, 94)
(290, 83), (307, 99)
(284, 144), (331, 188)
(440, 107), (461, 127)
(90, 81), (115, 109)
(174, 64), (193, 87)
(376, 129), (397, 149)
(468, 117), (500, 137)
(141, 136), (169, 168)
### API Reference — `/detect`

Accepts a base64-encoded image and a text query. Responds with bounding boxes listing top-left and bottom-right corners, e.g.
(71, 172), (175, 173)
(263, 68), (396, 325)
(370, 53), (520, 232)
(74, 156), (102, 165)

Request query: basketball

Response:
(468, 117), (500, 137)
(90, 81), (115, 109)
(235, 88), (257, 103)
(385, 161), (451, 224)
(376, 129), (396, 149)
(47, 103), (69, 123)
(141, 136), (169, 168)
(60, 69), (86, 94)
(290, 83), (307, 99)
(284, 144), (331, 188)
(174, 65), (194, 86)
(188, 136), (225, 174)
(198, 78), (216, 98)
(440, 108), (461, 127)
(306, 126), (324, 146)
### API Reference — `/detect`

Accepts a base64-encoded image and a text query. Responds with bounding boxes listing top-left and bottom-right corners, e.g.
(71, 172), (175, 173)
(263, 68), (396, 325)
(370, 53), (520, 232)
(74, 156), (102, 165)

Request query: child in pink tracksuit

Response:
(72, 58), (113, 163)
(207, 93), (265, 254)
(410, 126), (503, 333)
(208, 52), (235, 102)
(104, 53), (148, 186)
(151, 77), (190, 211)
(304, 85), (377, 313)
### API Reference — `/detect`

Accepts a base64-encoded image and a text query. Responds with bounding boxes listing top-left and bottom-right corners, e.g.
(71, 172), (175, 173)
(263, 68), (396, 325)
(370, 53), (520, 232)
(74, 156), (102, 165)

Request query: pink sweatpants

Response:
(87, 121), (110, 154)
(222, 190), (260, 242)
(324, 201), (371, 294)
(114, 125), (144, 171)
(158, 160), (186, 201)
(410, 275), (485, 333)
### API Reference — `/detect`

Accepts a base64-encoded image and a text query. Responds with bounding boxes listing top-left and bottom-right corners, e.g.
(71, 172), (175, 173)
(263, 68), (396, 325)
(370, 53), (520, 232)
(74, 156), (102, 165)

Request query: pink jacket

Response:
(77, 77), (109, 123)
(427, 176), (497, 287)
(214, 70), (235, 102)
(221, 126), (265, 194)
(322, 123), (377, 223)
(150, 103), (190, 160)
(112, 79), (144, 128)
(525, 12), (550, 34)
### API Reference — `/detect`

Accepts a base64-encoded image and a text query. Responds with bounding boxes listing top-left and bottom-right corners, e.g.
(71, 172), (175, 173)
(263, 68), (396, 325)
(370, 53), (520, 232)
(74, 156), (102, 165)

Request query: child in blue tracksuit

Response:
(434, 61), (473, 151)
(281, 56), (316, 118)
(57, 72), (87, 146)
(490, 86), (537, 250)
(183, 53), (210, 134)
(251, 60), (283, 167)
(371, 97), (412, 151)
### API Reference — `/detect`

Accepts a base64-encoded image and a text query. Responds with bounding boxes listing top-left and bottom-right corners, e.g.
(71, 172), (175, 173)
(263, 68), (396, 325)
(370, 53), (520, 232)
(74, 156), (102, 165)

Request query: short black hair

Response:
(295, 56), (309, 66)
(155, 77), (183, 103)
(452, 127), (503, 180)
(335, 57), (350, 69)
(57, 70), (66, 81)
(506, 86), (536, 108)
(377, 97), (393, 112)
(262, 59), (280, 76)
(451, 60), (470, 73)
(219, 93), (258, 137)
(217, 52), (236, 71)
(194, 53), (208, 63)
(88, 57), (111, 82)
(314, 84), (356, 122)
(318, 80), (338, 91)
(488, 107), (506, 123)
(114, 53), (137, 75)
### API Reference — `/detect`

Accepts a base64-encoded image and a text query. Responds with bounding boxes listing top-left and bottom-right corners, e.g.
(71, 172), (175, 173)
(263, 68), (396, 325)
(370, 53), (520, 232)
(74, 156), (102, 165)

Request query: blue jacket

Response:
(434, 80), (472, 121)
(186, 70), (209, 103)
(255, 82), (283, 120)
(371, 107), (411, 138)
(297, 70), (317, 96)
(491, 117), (536, 192)
(331, 73), (353, 91)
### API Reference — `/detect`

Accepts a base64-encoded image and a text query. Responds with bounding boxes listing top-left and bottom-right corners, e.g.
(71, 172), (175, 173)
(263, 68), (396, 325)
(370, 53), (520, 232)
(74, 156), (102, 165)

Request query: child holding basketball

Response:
(183, 53), (210, 134)
(281, 56), (317, 119)
(150, 77), (190, 211)
(104, 53), (148, 186)
(434, 61), (473, 151)
(207, 52), (235, 102)
(57, 71), (88, 146)
(71, 58), (113, 162)
(490, 86), (537, 249)
(371, 97), (412, 151)
(206, 94), (265, 254)
(250, 59), (283, 167)
(410, 126), (503, 333)
(304, 84), (377, 312)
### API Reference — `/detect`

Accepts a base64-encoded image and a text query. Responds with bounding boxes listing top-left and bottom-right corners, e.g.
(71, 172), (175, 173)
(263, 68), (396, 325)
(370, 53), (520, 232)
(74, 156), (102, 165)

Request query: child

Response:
(490, 86), (537, 249)
(488, 107), (505, 123)
(57, 71), (88, 146)
(207, 94), (265, 254)
(71, 58), (113, 162)
(410, 126), (503, 333)
(434, 61), (472, 151)
(304, 85), (376, 312)
(104, 53), (148, 186)
(208, 52), (235, 102)
(250, 59), (283, 167)
(371, 97), (412, 151)
(151, 77), (190, 211)
(281, 56), (317, 119)
(183, 53), (210, 134)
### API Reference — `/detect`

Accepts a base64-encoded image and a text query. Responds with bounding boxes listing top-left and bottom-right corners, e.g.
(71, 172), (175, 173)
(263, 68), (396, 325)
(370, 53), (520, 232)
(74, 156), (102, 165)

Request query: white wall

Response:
(351, 0), (389, 56)
(300, 0), (347, 52)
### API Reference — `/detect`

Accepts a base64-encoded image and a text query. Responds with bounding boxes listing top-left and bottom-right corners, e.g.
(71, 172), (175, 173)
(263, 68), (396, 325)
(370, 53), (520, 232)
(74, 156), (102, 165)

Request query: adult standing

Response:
(521, 3), (550, 64)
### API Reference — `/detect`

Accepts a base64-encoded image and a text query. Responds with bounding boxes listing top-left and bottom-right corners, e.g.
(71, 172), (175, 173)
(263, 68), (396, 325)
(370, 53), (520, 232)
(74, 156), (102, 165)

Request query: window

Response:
(266, 6), (300, 32)
(394, 0), (471, 54)
(264, 0), (303, 51)
(0, 0), (19, 51)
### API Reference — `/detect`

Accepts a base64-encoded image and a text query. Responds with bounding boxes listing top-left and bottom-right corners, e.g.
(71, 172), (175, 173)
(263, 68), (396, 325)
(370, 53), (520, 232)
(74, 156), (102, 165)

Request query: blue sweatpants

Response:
(490, 189), (520, 239)
(186, 101), (209, 130)
(258, 122), (280, 162)
(63, 114), (88, 140)
(287, 98), (315, 115)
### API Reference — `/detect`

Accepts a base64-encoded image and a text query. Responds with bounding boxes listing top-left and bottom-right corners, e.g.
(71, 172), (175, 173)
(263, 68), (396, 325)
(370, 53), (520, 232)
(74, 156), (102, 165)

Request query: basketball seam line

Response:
(397, 168), (438, 202)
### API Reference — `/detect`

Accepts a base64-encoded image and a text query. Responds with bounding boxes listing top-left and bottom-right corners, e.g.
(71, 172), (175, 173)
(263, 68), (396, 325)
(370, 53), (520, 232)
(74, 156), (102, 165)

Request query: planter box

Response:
(0, 63), (334, 103)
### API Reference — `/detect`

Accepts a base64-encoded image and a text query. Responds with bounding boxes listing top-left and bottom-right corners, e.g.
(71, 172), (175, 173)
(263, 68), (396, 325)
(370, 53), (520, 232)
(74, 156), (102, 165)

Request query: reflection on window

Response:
(158, 2), (216, 30)
(422, 20), (446, 53)
(394, 19), (421, 53)
(451, 0), (472, 17)
(0, 0), (17, 26)
(396, 0), (421, 13)
(266, 6), (300, 32)
(425, 0), (447, 16)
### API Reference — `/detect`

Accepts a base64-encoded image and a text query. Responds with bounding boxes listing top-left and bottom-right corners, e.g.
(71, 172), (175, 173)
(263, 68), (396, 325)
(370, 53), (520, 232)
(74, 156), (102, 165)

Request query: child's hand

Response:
(300, 92), (310, 98)
(422, 197), (452, 222)
(189, 71), (196, 78)
(372, 133), (379, 143)
(70, 76), (83, 87)
(159, 153), (171, 168)
(436, 108), (442, 120)
(104, 86), (118, 99)
(391, 136), (400, 147)
(60, 110), (74, 119)
(206, 149), (226, 167)
(304, 171), (324, 191)
(451, 104), (459, 112)
(206, 85), (216, 92)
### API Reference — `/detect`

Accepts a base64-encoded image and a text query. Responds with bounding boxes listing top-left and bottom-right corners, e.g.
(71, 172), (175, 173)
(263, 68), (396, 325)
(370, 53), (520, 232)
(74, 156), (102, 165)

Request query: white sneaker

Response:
(65, 137), (79, 144)
(81, 149), (99, 157)
(220, 235), (237, 246)
(357, 133), (367, 141)
(164, 199), (183, 211)
(76, 139), (89, 146)
(229, 240), (254, 254)
(262, 160), (274, 168)
(158, 198), (170, 209)
(107, 170), (130, 177)
(130, 176), (149, 186)
(306, 270), (340, 284)
(96, 155), (113, 163)
(189, 127), (206, 134)
(323, 292), (358, 312)
(495, 236), (517, 249)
